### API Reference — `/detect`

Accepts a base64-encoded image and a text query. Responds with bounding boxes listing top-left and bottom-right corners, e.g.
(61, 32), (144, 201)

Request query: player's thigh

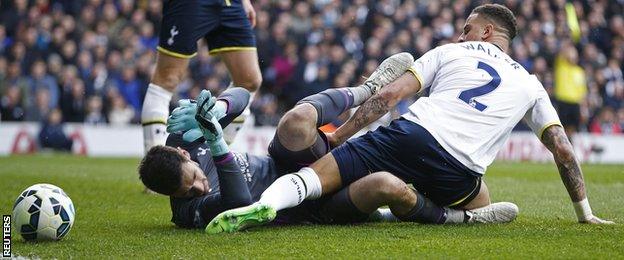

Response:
(348, 171), (415, 213)
(206, 1), (260, 91)
(458, 180), (490, 210)
(218, 50), (262, 91)
(309, 153), (343, 195)
(151, 53), (190, 91)
(155, 0), (218, 89)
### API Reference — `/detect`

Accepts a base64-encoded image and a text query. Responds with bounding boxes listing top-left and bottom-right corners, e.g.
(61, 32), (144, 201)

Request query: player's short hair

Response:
(138, 146), (184, 195)
(472, 4), (518, 40)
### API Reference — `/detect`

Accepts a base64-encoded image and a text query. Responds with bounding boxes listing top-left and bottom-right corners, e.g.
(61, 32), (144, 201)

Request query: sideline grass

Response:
(1, 155), (623, 258)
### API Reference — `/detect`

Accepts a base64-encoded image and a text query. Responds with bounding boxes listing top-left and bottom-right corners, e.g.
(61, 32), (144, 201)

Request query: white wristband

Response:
(573, 198), (593, 221)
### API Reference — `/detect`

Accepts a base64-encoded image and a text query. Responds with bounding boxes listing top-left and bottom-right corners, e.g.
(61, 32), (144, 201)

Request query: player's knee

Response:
(278, 104), (317, 140)
(152, 67), (185, 91)
(236, 74), (262, 92)
(369, 172), (411, 203)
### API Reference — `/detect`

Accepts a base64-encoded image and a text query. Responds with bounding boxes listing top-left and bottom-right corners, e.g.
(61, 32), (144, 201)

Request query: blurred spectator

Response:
(26, 60), (59, 110)
(554, 42), (587, 136)
(618, 108), (624, 131)
(600, 59), (624, 109)
(38, 108), (73, 152)
(114, 66), (144, 113)
(61, 79), (86, 122)
(108, 91), (135, 126)
(0, 86), (25, 121)
(251, 93), (281, 126)
(25, 88), (51, 121)
(590, 107), (622, 134)
(84, 96), (106, 125)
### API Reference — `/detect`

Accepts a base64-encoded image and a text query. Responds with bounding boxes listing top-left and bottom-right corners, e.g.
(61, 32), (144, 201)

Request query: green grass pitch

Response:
(1, 155), (623, 258)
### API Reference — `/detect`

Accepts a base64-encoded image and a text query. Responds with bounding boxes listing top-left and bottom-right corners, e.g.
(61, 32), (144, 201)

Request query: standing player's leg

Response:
(142, 53), (189, 153)
(219, 50), (262, 92)
(206, 0), (262, 144)
(218, 50), (262, 144)
(142, 0), (218, 153)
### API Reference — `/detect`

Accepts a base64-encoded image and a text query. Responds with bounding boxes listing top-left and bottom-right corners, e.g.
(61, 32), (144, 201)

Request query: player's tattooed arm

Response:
(331, 73), (422, 146)
(541, 125), (585, 202)
(352, 94), (390, 132)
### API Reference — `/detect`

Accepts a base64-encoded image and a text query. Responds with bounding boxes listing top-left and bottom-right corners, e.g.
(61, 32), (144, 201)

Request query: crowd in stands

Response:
(1, 0), (623, 135)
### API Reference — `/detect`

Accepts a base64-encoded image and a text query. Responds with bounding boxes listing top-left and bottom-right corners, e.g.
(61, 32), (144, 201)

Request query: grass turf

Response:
(1, 155), (623, 258)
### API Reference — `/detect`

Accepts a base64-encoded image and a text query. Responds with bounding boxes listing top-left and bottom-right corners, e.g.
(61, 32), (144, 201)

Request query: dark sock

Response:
(397, 192), (447, 224)
(213, 152), (252, 209)
(217, 87), (250, 128)
(268, 131), (329, 171)
(297, 89), (355, 127)
(319, 186), (370, 224)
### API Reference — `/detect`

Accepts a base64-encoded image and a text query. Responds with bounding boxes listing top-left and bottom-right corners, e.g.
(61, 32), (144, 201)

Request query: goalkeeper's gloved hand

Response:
(195, 90), (229, 156)
(167, 99), (204, 142)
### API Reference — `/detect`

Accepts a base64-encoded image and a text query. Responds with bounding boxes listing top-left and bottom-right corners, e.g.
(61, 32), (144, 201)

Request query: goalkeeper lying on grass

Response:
(139, 54), (516, 231)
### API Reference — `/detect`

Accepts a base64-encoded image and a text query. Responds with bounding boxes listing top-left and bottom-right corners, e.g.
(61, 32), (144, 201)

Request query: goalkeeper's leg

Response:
(219, 50), (263, 144)
(268, 86), (378, 171)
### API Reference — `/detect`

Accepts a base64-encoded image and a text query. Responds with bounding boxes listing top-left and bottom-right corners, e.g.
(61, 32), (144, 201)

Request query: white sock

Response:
(376, 208), (399, 222)
(258, 167), (322, 211)
(347, 86), (374, 106)
(223, 107), (248, 144)
(141, 83), (173, 153)
(222, 90), (254, 144)
(444, 208), (467, 224)
(214, 100), (228, 120)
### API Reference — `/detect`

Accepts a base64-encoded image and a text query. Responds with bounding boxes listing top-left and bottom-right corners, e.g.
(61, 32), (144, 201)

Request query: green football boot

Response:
(205, 203), (277, 234)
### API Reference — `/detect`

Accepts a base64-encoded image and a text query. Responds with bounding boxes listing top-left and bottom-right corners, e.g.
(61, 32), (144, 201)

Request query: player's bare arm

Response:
(331, 72), (422, 146)
(541, 125), (585, 201)
(541, 125), (614, 224)
(242, 0), (256, 28)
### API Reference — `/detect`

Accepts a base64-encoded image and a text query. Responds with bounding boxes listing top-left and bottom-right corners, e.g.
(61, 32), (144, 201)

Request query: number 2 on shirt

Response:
(458, 61), (501, 111)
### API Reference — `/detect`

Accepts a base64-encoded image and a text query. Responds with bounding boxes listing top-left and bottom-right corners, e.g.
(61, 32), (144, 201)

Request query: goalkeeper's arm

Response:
(197, 90), (253, 210)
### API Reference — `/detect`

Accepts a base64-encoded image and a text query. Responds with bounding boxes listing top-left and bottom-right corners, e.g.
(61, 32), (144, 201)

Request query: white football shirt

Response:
(403, 41), (561, 174)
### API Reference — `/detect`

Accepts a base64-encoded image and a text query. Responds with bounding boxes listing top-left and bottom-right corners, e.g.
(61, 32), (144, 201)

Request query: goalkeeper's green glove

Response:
(195, 90), (229, 156)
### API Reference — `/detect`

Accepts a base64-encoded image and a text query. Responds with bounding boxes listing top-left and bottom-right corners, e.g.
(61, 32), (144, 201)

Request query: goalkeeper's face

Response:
(171, 147), (211, 198)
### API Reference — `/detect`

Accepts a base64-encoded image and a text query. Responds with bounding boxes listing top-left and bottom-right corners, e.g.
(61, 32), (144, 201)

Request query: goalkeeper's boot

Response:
(362, 52), (414, 94)
(466, 202), (519, 224)
(206, 202), (276, 234)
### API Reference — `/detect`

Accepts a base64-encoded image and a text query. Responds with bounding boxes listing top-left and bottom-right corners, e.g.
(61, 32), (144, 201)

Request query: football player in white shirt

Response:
(206, 4), (613, 233)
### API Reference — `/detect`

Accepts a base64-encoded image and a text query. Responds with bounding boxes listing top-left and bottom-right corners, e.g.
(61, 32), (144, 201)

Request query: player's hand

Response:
(242, 0), (256, 28)
(196, 90), (217, 118)
(168, 99), (197, 133)
(195, 90), (223, 142)
(579, 215), (615, 224)
(167, 99), (204, 142)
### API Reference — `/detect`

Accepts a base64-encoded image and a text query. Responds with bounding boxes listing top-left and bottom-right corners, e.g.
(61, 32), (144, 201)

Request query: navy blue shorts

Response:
(331, 118), (482, 207)
(157, 0), (256, 58)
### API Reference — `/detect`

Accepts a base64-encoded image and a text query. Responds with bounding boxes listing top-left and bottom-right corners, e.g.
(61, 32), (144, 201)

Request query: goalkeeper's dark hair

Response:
(472, 4), (518, 41)
(138, 145), (184, 195)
